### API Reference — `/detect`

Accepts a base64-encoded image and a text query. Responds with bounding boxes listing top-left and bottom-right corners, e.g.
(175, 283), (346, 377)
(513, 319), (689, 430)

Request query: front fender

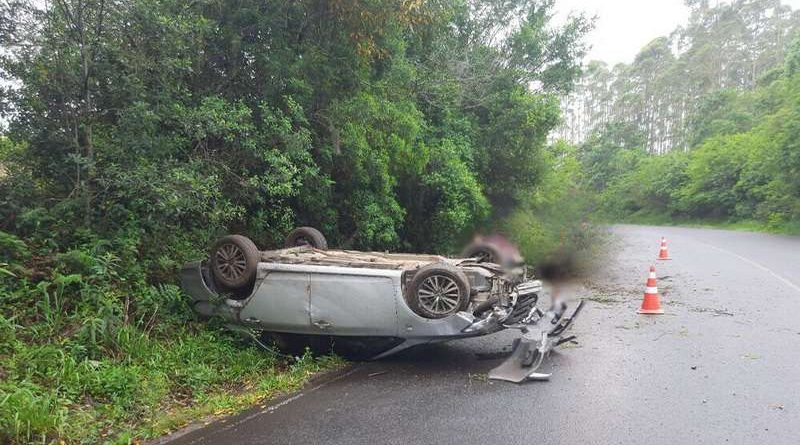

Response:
(180, 261), (238, 321)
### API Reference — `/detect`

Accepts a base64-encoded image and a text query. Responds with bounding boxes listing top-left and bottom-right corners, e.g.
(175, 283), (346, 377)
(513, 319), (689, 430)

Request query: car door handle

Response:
(313, 320), (332, 329)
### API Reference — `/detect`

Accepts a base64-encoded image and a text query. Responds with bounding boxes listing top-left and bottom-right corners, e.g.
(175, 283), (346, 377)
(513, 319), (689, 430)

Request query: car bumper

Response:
(461, 279), (541, 334)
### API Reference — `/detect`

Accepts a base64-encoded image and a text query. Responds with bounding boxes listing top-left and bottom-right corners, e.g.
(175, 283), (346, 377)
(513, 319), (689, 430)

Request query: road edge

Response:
(147, 364), (360, 445)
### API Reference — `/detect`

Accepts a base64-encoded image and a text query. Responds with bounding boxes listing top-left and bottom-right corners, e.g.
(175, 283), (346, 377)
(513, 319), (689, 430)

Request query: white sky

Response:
(554, 0), (800, 66)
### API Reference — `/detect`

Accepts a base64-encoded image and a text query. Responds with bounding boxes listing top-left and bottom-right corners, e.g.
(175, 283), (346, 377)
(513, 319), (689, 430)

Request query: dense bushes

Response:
(0, 0), (589, 257)
(0, 228), (339, 444)
(566, 2), (800, 233)
(585, 63), (800, 231)
(0, 227), (342, 443)
(504, 141), (599, 273)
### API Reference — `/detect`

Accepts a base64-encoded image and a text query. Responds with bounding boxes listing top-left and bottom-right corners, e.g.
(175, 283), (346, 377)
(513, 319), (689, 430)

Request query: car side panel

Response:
(238, 270), (313, 333)
(309, 273), (398, 336)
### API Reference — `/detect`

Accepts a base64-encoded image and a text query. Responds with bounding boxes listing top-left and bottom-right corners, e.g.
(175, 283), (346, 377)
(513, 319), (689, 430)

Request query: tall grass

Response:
(0, 233), (341, 444)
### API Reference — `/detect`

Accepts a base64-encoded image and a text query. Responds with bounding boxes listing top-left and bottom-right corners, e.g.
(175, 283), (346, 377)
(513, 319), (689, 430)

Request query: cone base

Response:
(638, 308), (665, 314)
(657, 258), (672, 261)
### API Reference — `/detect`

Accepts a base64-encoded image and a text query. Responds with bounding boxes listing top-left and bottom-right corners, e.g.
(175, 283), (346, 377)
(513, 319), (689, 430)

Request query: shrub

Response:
(0, 382), (67, 444)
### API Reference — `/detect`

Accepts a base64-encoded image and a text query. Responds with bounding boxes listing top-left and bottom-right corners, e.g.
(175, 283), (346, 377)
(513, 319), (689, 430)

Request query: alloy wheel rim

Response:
(418, 274), (461, 315)
(215, 243), (247, 281)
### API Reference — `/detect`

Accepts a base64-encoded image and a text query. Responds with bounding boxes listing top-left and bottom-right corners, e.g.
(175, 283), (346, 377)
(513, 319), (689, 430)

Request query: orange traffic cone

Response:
(657, 237), (671, 260)
(638, 265), (664, 314)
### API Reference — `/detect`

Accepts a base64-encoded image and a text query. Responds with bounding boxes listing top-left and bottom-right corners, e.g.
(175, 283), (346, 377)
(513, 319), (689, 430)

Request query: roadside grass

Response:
(0, 231), (343, 445)
(0, 314), (343, 445)
(609, 212), (800, 236)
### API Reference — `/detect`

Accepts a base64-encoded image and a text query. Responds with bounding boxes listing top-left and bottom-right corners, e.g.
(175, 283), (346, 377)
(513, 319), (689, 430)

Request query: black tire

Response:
(284, 226), (328, 250)
(461, 239), (523, 266)
(210, 235), (260, 291)
(405, 263), (471, 319)
(461, 241), (504, 264)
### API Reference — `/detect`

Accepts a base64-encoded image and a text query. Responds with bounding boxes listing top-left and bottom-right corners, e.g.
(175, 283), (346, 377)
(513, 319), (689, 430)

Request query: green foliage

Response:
(597, 151), (688, 218)
(785, 34), (800, 76)
(688, 89), (756, 147)
(0, 236), (340, 444)
(561, 0), (800, 153)
(504, 141), (599, 272)
(1, 0), (588, 255)
(475, 88), (561, 211)
(403, 138), (490, 252)
(580, 122), (648, 191)
(677, 134), (757, 217)
(584, 44), (800, 232)
(0, 232), (25, 265)
(0, 382), (67, 444)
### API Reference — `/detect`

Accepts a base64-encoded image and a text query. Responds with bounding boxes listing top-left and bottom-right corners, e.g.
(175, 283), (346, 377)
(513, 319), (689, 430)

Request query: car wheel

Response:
(461, 241), (504, 263)
(406, 263), (471, 319)
(284, 226), (328, 250)
(210, 235), (260, 291)
(461, 238), (523, 266)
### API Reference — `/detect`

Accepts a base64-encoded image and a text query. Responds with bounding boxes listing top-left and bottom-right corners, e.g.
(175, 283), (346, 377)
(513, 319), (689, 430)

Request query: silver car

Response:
(181, 227), (583, 382)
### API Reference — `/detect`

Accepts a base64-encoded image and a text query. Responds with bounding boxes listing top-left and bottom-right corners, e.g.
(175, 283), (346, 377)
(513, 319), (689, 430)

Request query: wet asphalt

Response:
(160, 225), (800, 445)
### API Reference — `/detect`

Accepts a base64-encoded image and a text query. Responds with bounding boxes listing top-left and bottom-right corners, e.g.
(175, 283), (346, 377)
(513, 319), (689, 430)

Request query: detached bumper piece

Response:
(489, 300), (585, 383)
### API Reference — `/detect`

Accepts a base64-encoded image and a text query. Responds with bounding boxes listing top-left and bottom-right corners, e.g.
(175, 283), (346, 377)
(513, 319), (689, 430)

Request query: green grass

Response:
(0, 231), (344, 445)
(0, 312), (343, 445)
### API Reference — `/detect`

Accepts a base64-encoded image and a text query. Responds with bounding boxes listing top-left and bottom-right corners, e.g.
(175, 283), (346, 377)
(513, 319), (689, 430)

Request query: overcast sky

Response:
(554, 0), (800, 66)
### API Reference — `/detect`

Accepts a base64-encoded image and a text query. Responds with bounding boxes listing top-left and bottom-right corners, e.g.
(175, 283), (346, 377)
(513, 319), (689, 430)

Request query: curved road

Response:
(160, 225), (800, 445)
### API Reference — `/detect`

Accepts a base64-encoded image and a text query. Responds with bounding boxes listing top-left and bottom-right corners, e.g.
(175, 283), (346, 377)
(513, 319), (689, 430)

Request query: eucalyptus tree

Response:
(557, 0), (800, 154)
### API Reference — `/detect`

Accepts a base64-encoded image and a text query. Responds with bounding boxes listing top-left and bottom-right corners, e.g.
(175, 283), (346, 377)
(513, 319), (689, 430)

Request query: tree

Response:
(557, 0), (800, 154)
(1, 0), (590, 260)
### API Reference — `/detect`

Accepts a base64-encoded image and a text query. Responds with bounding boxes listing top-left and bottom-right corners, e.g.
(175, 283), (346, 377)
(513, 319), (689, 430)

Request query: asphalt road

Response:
(162, 225), (800, 445)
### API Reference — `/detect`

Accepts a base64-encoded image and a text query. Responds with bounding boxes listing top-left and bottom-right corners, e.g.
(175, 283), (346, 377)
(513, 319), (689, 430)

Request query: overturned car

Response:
(180, 227), (583, 382)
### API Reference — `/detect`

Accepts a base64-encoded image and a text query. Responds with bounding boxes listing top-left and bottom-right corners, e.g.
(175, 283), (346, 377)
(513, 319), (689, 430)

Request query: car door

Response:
(309, 269), (399, 336)
(238, 269), (314, 333)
